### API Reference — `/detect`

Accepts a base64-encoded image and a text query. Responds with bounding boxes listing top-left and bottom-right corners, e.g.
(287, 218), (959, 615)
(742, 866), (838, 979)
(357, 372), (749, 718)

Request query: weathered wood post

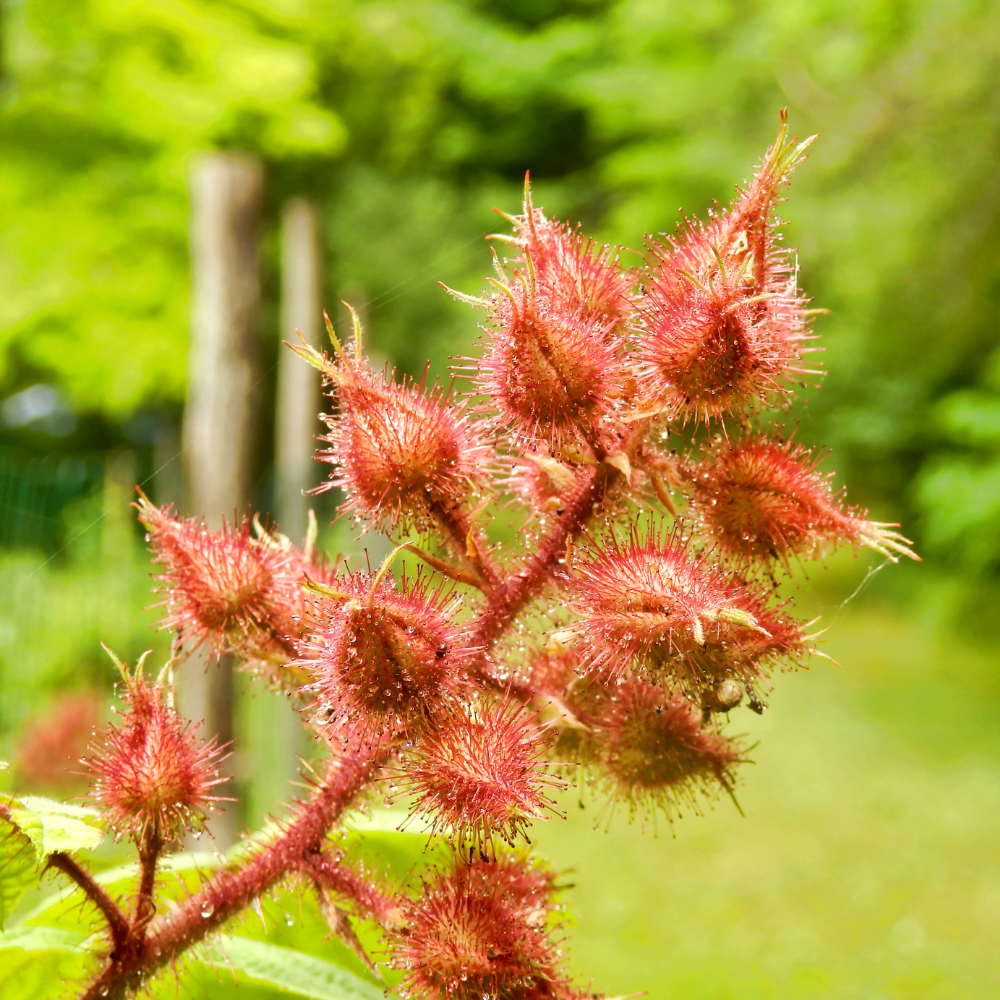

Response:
(276, 198), (322, 543)
(243, 197), (323, 817)
(181, 152), (264, 847)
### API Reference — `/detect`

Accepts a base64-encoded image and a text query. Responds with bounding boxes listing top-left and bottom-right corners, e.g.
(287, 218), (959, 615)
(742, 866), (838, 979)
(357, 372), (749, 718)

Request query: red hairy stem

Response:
(428, 498), (500, 591)
(46, 852), (131, 957)
(134, 829), (164, 934)
(469, 418), (652, 688)
(302, 850), (403, 929)
(77, 751), (380, 1000)
(474, 465), (605, 651)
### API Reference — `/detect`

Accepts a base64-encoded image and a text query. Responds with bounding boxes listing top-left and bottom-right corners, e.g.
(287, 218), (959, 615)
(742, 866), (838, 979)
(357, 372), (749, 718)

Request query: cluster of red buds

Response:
(33, 113), (917, 1000)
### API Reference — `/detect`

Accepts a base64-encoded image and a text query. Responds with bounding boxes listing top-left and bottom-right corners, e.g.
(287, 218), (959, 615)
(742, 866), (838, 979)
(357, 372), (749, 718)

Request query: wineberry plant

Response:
(0, 112), (916, 1000)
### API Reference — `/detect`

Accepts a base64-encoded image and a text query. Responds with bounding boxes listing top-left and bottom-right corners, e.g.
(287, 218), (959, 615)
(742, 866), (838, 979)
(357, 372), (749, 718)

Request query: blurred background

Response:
(1, 0), (999, 996)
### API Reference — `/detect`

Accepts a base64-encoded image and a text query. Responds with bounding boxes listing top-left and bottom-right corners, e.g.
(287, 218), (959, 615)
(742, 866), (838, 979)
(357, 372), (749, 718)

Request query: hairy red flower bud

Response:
(401, 699), (563, 851)
(684, 588), (811, 689)
(301, 567), (471, 731)
(394, 855), (571, 1000)
(314, 330), (490, 533)
(497, 179), (633, 328)
(568, 529), (807, 685)
(477, 273), (623, 445)
(138, 497), (301, 654)
(598, 680), (744, 822)
(522, 650), (608, 768)
(454, 239), (627, 446)
(633, 114), (818, 424)
(688, 431), (919, 566)
(86, 654), (228, 840)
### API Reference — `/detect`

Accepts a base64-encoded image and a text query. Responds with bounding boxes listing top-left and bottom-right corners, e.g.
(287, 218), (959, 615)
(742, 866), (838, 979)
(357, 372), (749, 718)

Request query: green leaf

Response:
(340, 808), (447, 880)
(0, 809), (38, 928)
(0, 925), (86, 953)
(198, 935), (385, 1000)
(0, 926), (93, 999)
(8, 797), (104, 862)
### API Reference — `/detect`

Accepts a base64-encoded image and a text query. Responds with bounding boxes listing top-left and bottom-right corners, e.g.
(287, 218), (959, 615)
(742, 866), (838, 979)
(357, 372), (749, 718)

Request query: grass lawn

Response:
(532, 608), (1000, 999)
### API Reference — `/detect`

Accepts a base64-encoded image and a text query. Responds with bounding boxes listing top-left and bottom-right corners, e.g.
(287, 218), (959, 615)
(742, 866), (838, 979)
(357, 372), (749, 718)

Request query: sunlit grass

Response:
(532, 609), (1000, 999)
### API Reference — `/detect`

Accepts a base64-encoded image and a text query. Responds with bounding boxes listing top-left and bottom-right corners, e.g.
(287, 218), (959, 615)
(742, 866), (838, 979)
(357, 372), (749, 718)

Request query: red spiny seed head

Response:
(137, 498), (300, 653)
(598, 680), (744, 821)
(501, 182), (634, 328)
(394, 855), (570, 1000)
(470, 257), (624, 446)
(633, 116), (817, 424)
(689, 431), (918, 566)
(401, 699), (563, 850)
(300, 571), (470, 730)
(568, 530), (796, 685)
(526, 646), (581, 697)
(86, 659), (227, 840)
(317, 352), (490, 532)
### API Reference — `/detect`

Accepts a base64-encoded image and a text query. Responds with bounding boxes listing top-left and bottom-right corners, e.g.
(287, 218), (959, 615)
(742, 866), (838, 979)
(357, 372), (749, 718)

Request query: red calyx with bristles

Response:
(313, 319), (490, 534)
(401, 698), (563, 851)
(684, 585), (812, 687)
(498, 177), (634, 329)
(454, 182), (633, 449)
(568, 528), (799, 685)
(634, 113), (818, 424)
(394, 855), (570, 1000)
(85, 653), (228, 840)
(598, 680), (744, 822)
(300, 568), (471, 730)
(138, 497), (301, 654)
(688, 430), (919, 567)
(471, 259), (624, 447)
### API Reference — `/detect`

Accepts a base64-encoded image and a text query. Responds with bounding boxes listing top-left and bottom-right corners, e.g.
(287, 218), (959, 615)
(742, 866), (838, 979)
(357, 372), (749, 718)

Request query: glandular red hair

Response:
(633, 115), (818, 424)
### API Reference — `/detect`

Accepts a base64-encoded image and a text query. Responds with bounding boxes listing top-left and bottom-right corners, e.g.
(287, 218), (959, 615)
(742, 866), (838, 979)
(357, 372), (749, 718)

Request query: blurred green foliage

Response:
(532, 600), (1000, 999)
(1, 3), (999, 996)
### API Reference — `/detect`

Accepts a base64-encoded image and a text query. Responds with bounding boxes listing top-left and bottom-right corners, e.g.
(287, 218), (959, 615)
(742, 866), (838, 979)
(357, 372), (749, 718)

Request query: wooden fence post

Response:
(241, 197), (323, 821)
(181, 152), (264, 847)
(276, 198), (322, 543)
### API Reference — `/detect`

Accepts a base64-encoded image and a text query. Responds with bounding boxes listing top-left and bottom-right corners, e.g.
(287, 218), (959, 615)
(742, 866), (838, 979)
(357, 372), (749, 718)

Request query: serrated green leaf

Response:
(8, 797), (104, 862)
(0, 811), (38, 929)
(198, 935), (384, 1000)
